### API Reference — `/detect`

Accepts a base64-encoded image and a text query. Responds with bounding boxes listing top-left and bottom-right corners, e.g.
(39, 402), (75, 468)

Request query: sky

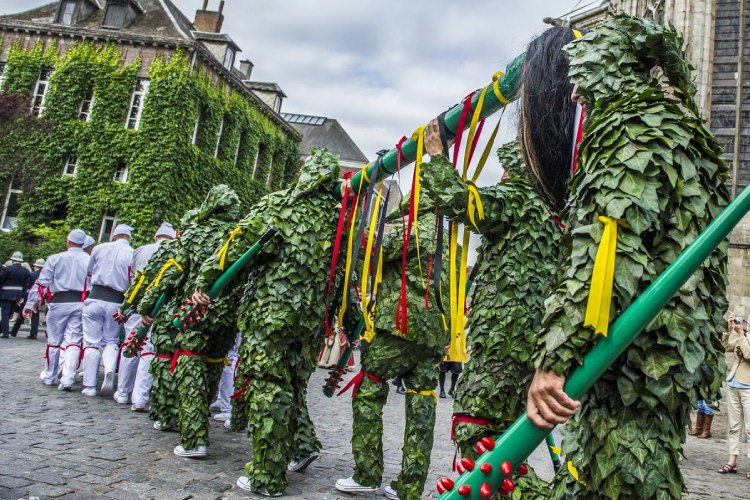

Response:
(2, 0), (595, 261)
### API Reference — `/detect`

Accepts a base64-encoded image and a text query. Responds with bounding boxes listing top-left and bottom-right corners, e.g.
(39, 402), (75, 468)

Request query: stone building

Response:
(0, 0), (299, 244)
(571, 0), (750, 315)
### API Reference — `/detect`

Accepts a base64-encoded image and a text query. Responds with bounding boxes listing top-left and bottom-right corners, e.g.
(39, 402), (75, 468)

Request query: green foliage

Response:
(535, 15), (729, 498)
(0, 41), (299, 252)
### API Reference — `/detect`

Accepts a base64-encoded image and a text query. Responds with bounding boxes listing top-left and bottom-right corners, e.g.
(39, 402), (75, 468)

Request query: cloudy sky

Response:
(2, 0), (593, 260)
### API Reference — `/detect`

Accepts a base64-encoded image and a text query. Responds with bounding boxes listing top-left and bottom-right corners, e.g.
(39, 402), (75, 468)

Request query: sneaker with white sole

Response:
(288, 452), (320, 472)
(213, 412), (231, 422)
(57, 383), (72, 391)
(236, 476), (281, 497)
(113, 391), (129, 404)
(131, 403), (147, 412)
(383, 485), (399, 500)
(153, 421), (176, 432)
(81, 386), (96, 397)
(335, 476), (378, 494)
(224, 419), (232, 430)
(173, 444), (207, 458)
(100, 372), (115, 393)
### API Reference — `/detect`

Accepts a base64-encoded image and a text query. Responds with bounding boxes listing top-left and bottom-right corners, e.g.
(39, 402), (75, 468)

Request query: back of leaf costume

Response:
(531, 15), (729, 499)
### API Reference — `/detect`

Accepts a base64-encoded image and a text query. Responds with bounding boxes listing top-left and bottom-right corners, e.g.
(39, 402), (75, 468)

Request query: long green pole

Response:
(336, 53), (525, 195)
(122, 284), (173, 358)
(438, 186), (750, 499)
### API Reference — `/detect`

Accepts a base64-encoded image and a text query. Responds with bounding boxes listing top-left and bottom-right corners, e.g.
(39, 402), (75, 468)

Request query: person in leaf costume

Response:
(193, 149), (349, 497)
(523, 16), (729, 499)
(335, 182), (451, 500)
(137, 185), (242, 450)
(420, 143), (562, 499)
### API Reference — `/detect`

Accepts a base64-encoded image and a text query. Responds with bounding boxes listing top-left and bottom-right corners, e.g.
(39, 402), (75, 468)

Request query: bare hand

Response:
(527, 369), (581, 429)
(141, 315), (154, 326)
(33, 302), (40, 314)
(113, 309), (128, 323)
(191, 289), (211, 306)
(22, 308), (33, 320)
(424, 117), (445, 156)
(340, 179), (354, 199)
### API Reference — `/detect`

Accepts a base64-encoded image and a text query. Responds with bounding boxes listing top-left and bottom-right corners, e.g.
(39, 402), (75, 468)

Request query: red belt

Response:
(337, 370), (386, 398)
(231, 377), (250, 400)
(141, 351), (155, 357)
(44, 344), (61, 365)
(451, 414), (497, 441)
(169, 348), (206, 374)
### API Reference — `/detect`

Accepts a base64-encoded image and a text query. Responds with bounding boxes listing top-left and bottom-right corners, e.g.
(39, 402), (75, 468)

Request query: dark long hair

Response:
(519, 27), (577, 213)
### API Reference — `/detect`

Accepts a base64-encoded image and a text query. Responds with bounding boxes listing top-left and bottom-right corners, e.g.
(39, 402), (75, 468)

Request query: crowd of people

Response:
(5, 14), (750, 500)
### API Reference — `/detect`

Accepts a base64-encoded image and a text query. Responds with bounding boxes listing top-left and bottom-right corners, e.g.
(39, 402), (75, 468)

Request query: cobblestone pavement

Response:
(0, 328), (746, 499)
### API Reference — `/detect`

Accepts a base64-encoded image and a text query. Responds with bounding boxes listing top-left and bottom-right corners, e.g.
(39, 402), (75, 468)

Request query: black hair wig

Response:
(519, 27), (578, 213)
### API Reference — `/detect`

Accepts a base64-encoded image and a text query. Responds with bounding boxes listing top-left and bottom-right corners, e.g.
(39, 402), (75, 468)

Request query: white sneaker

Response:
(335, 476), (378, 494)
(173, 444), (208, 458)
(236, 476), (281, 497)
(153, 421), (176, 432)
(113, 391), (129, 404)
(224, 419), (232, 430)
(100, 372), (115, 393)
(383, 486), (399, 500)
(81, 386), (96, 397)
(288, 452), (320, 472)
(40, 372), (54, 386)
(57, 383), (72, 391)
(213, 412), (231, 422)
(131, 402), (147, 412)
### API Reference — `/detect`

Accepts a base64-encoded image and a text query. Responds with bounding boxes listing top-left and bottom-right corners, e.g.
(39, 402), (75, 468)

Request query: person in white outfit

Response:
(211, 331), (241, 422)
(114, 222), (176, 409)
(23, 229), (90, 388)
(80, 224), (134, 397)
(83, 235), (96, 255)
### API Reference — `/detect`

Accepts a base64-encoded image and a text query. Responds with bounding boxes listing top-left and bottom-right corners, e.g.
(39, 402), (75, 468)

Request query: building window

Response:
(79, 89), (94, 121)
(252, 144), (264, 178)
(273, 94), (282, 113)
(126, 79), (148, 130)
(267, 156), (275, 187)
(113, 162), (128, 183)
(0, 182), (22, 231)
(99, 211), (118, 242)
(56, 0), (77, 25)
(223, 47), (235, 71)
(0, 63), (6, 90)
(234, 130), (245, 167)
(31, 69), (52, 117)
(214, 116), (225, 158)
(192, 106), (202, 146)
(63, 157), (78, 176)
(102, 2), (128, 29)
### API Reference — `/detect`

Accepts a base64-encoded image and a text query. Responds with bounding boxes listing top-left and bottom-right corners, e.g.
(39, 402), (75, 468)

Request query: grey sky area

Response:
(2, 0), (588, 262)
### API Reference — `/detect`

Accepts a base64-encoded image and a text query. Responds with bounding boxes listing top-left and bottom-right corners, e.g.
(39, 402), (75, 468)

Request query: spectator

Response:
(718, 314), (750, 476)
(0, 251), (30, 338)
(10, 258), (44, 339)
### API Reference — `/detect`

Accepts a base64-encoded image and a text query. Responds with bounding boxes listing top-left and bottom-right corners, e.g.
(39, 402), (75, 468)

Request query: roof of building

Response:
(244, 81), (287, 98)
(281, 113), (369, 165)
(0, 0), (297, 137)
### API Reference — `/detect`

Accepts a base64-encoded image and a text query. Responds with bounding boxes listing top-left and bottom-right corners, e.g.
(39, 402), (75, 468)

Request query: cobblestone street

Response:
(0, 327), (747, 499)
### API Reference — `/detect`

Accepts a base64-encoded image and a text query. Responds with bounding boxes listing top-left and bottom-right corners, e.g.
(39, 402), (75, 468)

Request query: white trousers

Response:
(132, 337), (154, 406)
(116, 314), (154, 404)
(211, 332), (241, 412)
(41, 302), (83, 385)
(81, 298), (121, 388)
(728, 385), (750, 458)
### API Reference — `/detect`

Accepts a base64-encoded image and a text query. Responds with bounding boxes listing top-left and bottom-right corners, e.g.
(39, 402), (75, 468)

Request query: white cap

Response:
(112, 224), (133, 238)
(84, 235), (95, 248)
(67, 229), (87, 245)
(34, 258), (46, 267)
(10, 251), (23, 262)
(155, 221), (176, 239)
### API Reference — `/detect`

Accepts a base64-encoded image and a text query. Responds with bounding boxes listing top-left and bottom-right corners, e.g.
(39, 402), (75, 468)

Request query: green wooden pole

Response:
(122, 284), (173, 358)
(437, 186), (750, 499)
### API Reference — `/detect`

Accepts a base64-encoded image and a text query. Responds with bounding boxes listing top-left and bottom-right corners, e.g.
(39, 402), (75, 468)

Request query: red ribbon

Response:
(325, 172), (356, 337)
(44, 344), (61, 365)
(155, 353), (172, 360)
(169, 348), (206, 374)
(230, 377), (250, 400)
(450, 414), (497, 441)
(337, 369), (386, 398)
(79, 345), (97, 366)
(140, 351), (154, 357)
(37, 284), (45, 302)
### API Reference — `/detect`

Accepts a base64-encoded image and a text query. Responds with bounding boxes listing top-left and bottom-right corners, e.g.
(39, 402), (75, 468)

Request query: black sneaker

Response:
(439, 391), (447, 399)
(288, 451), (320, 472)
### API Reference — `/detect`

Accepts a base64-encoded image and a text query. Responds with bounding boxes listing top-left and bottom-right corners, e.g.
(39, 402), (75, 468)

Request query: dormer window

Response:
(223, 47), (235, 71)
(55, 0), (98, 26)
(102, 0), (142, 30)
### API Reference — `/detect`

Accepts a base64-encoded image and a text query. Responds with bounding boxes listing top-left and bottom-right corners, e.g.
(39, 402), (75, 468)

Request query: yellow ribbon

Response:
(337, 173), (364, 327)
(406, 389), (437, 401)
(492, 70), (510, 104)
(466, 184), (485, 232)
(207, 356), (229, 366)
(361, 162), (372, 183)
(567, 461), (587, 486)
(125, 271), (146, 304)
(447, 314), (469, 363)
(572, 29), (583, 39)
(361, 183), (384, 334)
(217, 227), (244, 271)
(146, 258), (184, 291)
(550, 446), (562, 455)
(583, 216), (620, 337)
(411, 125), (427, 288)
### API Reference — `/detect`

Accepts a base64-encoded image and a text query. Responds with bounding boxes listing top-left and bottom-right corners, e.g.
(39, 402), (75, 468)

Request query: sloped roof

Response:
(245, 81), (286, 98)
(281, 113), (368, 164)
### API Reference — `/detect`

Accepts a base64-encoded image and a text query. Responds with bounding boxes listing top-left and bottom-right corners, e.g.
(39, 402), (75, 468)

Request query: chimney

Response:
(239, 59), (254, 80)
(194, 1), (224, 33)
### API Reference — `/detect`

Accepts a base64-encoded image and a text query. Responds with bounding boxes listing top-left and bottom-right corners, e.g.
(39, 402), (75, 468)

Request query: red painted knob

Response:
(479, 463), (492, 475)
(457, 485), (471, 497)
(479, 482), (491, 498)
(186, 299), (193, 305)
(180, 306), (186, 311)
(475, 441), (487, 454)
(517, 464), (528, 476)
(480, 437), (495, 450)
(460, 458), (475, 471)
(439, 477), (454, 491)
(500, 461), (512, 475)
(497, 487), (509, 497)
(501, 478), (515, 493)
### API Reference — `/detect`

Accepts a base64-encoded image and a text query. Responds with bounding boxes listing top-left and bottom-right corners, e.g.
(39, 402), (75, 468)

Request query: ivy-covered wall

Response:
(0, 40), (300, 249)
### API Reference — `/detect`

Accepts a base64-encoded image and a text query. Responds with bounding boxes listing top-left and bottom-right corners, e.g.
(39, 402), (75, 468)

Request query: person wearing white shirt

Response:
(23, 229), (90, 388)
(80, 224), (134, 397)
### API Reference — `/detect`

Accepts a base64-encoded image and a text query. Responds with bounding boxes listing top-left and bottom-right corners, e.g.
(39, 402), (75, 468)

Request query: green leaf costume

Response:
(349, 168), (452, 500)
(197, 149), (345, 496)
(137, 185), (242, 445)
(535, 15), (729, 499)
(421, 145), (562, 499)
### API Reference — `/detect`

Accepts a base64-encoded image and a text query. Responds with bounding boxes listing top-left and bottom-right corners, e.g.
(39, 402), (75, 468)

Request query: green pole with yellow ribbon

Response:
(435, 185), (750, 498)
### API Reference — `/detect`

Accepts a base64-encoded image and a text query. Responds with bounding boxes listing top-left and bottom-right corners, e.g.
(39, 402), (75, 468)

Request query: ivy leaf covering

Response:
(420, 145), (562, 498)
(534, 14), (729, 499)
